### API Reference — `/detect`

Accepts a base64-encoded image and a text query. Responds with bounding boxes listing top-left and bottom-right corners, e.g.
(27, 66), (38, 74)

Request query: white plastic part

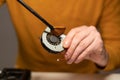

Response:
(41, 27), (66, 53)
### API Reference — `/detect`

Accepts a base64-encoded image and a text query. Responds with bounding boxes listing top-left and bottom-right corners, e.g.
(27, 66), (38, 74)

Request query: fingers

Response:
(64, 27), (91, 60)
(74, 33), (99, 64)
(66, 28), (96, 64)
(63, 26), (104, 64)
(63, 26), (88, 48)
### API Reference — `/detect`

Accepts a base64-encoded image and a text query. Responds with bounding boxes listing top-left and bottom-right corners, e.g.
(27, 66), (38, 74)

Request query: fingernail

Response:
(75, 61), (79, 64)
(67, 61), (72, 64)
(67, 59), (73, 64)
(63, 41), (69, 48)
(75, 59), (82, 64)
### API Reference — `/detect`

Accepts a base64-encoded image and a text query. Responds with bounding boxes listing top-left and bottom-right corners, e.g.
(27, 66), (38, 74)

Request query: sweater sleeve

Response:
(0, 0), (6, 7)
(98, 0), (120, 71)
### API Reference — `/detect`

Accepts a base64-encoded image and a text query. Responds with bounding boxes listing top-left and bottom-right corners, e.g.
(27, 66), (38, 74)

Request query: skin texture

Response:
(63, 25), (109, 67)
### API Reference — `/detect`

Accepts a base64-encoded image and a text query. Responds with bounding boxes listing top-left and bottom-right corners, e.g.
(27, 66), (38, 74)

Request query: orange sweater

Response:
(0, 0), (120, 73)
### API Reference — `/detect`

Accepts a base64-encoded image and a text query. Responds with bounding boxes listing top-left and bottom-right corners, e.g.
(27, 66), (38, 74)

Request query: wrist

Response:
(95, 49), (109, 69)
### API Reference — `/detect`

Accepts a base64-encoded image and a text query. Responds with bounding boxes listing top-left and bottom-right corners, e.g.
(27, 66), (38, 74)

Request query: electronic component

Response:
(41, 27), (65, 53)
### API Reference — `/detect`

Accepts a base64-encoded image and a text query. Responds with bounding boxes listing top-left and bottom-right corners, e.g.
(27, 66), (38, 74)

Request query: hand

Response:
(63, 25), (109, 67)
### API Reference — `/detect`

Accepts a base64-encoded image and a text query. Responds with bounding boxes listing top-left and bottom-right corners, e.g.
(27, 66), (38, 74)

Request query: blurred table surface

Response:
(31, 72), (120, 80)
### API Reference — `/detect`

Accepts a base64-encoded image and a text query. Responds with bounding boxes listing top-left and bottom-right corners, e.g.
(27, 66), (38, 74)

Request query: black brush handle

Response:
(17, 0), (54, 30)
